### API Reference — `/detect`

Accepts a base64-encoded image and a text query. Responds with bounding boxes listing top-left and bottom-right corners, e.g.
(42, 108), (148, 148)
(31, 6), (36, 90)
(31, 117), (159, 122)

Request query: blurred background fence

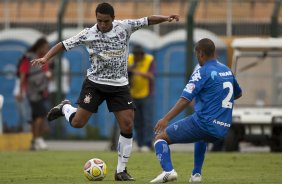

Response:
(0, 0), (281, 139)
(1, 0), (281, 36)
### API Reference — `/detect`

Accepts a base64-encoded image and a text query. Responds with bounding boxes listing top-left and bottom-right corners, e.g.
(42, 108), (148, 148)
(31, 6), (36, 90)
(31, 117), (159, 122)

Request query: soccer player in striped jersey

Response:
(31, 2), (179, 181)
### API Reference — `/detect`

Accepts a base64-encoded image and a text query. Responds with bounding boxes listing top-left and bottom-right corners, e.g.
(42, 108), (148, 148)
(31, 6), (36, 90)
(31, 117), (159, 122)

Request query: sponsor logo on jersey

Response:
(189, 69), (201, 82)
(100, 49), (124, 59)
(213, 119), (231, 127)
(219, 71), (232, 77)
(184, 83), (195, 93)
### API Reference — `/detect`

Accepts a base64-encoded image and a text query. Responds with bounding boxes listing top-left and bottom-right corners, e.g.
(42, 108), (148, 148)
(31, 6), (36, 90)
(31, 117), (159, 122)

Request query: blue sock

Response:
(192, 141), (207, 175)
(154, 139), (173, 172)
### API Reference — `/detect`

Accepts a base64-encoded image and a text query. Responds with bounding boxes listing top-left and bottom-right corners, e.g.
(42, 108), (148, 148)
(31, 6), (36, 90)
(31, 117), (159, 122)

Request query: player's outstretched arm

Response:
(154, 97), (190, 134)
(31, 42), (65, 66)
(147, 15), (179, 25)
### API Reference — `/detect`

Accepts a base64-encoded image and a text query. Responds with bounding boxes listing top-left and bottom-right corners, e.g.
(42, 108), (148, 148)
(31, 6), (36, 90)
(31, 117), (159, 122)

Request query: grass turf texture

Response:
(0, 151), (282, 184)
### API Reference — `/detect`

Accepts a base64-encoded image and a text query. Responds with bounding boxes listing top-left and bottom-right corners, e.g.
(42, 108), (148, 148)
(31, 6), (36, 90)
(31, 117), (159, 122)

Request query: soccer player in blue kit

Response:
(150, 38), (242, 183)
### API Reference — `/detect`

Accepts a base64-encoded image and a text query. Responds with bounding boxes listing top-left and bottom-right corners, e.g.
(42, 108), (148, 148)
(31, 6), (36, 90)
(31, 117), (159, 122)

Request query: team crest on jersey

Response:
(115, 27), (126, 41)
(184, 83), (195, 93)
(211, 71), (218, 80)
(118, 31), (125, 40)
(84, 93), (92, 104)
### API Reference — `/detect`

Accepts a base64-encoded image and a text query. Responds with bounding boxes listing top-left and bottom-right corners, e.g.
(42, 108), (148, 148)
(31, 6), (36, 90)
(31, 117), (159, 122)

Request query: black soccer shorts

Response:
(77, 78), (135, 113)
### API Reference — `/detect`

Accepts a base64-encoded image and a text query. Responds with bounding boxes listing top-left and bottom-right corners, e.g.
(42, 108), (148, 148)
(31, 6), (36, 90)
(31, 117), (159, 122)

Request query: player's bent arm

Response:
(163, 97), (190, 122)
(31, 42), (65, 66)
(147, 15), (179, 25)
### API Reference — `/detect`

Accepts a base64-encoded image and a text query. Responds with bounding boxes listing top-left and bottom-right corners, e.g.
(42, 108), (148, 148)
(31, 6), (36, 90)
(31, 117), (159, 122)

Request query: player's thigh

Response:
(77, 79), (104, 113)
(166, 116), (205, 144)
(106, 85), (135, 112)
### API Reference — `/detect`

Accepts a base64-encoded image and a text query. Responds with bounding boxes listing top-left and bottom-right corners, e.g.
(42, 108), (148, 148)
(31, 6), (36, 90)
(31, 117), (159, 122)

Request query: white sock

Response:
(117, 134), (133, 173)
(62, 104), (77, 122)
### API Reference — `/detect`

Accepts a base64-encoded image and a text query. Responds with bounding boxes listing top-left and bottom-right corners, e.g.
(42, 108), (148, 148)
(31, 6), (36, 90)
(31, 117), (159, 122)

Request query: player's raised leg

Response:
(47, 100), (92, 128)
(114, 109), (135, 181)
(47, 78), (99, 127)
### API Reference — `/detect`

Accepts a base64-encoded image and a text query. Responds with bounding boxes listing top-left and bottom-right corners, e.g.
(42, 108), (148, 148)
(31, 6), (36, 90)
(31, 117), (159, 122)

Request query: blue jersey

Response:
(181, 60), (242, 138)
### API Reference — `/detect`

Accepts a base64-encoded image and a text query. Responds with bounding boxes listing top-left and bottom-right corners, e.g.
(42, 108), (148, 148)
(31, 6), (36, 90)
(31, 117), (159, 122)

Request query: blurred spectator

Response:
(48, 57), (70, 139)
(18, 37), (51, 150)
(13, 70), (31, 132)
(128, 45), (155, 152)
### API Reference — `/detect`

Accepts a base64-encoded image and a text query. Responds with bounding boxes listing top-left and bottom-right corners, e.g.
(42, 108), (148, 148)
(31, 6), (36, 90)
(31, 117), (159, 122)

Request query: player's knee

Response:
(120, 119), (133, 133)
(154, 133), (172, 145)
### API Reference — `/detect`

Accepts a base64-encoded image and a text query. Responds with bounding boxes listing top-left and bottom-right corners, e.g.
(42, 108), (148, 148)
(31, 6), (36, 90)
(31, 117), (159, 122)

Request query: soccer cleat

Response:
(115, 168), (135, 181)
(189, 173), (202, 183)
(150, 170), (178, 183)
(47, 100), (71, 121)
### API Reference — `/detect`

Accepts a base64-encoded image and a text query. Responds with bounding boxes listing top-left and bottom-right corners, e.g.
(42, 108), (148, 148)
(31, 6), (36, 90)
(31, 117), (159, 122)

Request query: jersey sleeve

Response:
(181, 67), (208, 102)
(62, 28), (90, 51)
(233, 77), (242, 98)
(119, 17), (148, 35)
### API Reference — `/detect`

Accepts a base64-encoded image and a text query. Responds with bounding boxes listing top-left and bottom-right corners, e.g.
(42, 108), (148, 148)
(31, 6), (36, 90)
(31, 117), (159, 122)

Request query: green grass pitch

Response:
(0, 151), (282, 184)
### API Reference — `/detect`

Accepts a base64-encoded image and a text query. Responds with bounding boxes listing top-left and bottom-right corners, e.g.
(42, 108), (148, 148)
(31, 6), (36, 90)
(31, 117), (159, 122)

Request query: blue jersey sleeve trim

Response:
(181, 91), (193, 102)
(180, 95), (192, 102)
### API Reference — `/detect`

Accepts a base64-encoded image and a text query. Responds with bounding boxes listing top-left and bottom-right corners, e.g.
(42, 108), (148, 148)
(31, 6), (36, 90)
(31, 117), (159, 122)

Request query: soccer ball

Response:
(83, 158), (107, 181)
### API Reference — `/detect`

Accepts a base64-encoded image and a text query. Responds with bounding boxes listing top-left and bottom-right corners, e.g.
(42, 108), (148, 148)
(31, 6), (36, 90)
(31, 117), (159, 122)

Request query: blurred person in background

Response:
(14, 64), (31, 132)
(18, 37), (51, 150)
(31, 2), (179, 181)
(150, 38), (242, 183)
(48, 57), (70, 139)
(128, 44), (155, 152)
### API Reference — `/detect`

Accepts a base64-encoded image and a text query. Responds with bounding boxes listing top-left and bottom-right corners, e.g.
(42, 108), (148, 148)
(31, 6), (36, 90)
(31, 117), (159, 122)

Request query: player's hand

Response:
(154, 118), (169, 135)
(30, 57), (47, 67)
(168, 15), (179, 22)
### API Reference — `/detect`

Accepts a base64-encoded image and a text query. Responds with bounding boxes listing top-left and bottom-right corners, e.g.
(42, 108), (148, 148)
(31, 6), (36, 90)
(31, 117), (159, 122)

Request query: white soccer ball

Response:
(83, 158), (107, 181)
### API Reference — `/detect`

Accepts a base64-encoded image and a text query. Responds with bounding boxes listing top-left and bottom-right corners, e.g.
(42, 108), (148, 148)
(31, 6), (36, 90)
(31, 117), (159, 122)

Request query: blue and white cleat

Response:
(150, 170), (178, 183)
(189, 173), (202, 183)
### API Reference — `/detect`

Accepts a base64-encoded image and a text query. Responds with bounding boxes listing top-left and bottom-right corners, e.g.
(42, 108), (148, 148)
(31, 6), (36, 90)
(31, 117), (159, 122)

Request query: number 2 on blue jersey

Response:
(222, 81), (233, 109)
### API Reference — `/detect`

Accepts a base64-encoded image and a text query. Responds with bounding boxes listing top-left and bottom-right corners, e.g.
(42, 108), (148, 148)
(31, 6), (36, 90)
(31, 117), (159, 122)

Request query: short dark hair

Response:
(96, 2), (114, 18)
(195, 38), (215, 57)
(28, 37), (48, 53)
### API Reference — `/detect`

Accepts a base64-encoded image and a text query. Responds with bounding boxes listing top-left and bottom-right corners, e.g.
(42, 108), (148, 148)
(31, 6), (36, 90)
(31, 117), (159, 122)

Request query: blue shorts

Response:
(166, 116), (221, 144)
